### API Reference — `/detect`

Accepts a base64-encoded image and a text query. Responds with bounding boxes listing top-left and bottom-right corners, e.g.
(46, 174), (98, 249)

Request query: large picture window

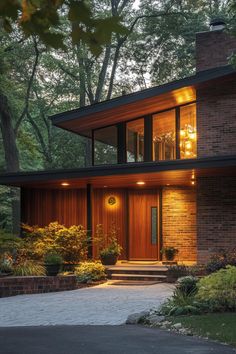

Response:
(153, 109), (176, 161)
(180, 103), (197, 159)
(126, 118), (144, 162)
(93, 125), (117, 165)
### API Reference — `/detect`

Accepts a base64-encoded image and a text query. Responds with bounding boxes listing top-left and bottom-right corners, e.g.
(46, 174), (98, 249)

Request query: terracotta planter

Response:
(45, 264), (61, 276)
(100, 254), (118, 265)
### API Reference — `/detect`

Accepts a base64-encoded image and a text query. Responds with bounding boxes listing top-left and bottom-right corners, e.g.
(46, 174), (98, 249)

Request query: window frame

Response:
(91, 101), (196, 166)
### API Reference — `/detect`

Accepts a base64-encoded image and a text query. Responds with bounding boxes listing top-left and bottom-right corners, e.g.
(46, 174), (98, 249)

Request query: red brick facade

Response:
(162, 187), (197, 262)
(197, 81), (236, 158)
(196, 30), (236, 72)
(194, 29), (236, 263)
(197, 176), (236, 263)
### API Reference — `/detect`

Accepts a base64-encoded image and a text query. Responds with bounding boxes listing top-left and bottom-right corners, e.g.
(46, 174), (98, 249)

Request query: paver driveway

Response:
(0, 283), (172, 327)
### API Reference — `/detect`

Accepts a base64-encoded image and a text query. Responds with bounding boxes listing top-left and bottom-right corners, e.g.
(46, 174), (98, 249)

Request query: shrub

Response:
(197, 266), (236, 312)
(0, 230), (23, 256)
(176, 276), (198, 296)
(13, 261), (46, 276)
(44, 252), (63, 265)
(167, 265), (189, 281)
(75, 261), (106, 283)
(22, 222), (88, 263)
(0, 253), (14, 273)
(159, 288), (203, 316)
(206, 249), (236, 274)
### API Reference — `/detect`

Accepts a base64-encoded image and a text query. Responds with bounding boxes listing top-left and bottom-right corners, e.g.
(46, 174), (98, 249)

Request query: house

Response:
(1, 20), (236, 264)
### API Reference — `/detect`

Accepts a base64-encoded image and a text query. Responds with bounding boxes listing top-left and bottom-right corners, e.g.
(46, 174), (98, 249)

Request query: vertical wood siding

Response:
(21, 188), (87, 228)
(92, 188), (128, 259)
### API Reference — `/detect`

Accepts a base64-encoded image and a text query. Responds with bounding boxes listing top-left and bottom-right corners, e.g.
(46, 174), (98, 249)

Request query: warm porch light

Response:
(108, 196), (116, 205)
(61, 182), (69, 186)
(136, 181), (145, 185)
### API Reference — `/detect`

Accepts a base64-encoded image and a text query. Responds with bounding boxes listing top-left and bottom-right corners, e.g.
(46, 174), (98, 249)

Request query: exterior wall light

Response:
(61, 182), (70, 186)
(108, 196), (116, 205)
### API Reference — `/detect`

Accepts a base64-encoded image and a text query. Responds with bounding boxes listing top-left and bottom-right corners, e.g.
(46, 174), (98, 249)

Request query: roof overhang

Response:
(0, 155), (236, 189)
(50, 65), (236, 137)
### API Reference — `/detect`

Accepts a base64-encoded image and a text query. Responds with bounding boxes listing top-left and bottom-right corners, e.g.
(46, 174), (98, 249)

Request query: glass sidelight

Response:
(151, 206), (158, 245)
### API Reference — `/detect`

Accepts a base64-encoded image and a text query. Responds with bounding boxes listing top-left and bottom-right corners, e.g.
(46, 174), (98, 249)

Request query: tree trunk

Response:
(0, 93), (20, 234)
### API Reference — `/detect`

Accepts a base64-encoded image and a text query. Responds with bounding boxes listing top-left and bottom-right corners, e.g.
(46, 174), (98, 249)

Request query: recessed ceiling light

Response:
(166, 184), (170, 186)
(191, 180), (195, 185)
(61, 182), (69, 186)
(136, 181), (145, 185)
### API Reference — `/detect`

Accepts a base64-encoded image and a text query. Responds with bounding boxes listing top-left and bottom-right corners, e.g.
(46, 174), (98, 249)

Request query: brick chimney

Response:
(196, 19), (236, 72)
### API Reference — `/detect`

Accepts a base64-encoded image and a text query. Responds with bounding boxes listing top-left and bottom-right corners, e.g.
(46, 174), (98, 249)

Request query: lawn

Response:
(170, 313), (236, 346)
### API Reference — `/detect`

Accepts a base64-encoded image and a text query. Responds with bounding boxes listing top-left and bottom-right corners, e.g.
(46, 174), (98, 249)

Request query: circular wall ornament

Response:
(108, 196), (116, 205)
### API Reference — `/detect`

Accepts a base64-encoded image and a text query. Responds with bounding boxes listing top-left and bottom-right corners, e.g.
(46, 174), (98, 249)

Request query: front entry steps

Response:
(105, 265), (168, 285)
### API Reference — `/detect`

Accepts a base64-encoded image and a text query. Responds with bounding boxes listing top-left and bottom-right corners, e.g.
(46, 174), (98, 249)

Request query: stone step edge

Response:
(110, 273), (167, 278)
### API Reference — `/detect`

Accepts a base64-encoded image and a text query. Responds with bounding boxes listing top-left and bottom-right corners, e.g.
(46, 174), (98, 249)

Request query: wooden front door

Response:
(128, 190), (159, 260)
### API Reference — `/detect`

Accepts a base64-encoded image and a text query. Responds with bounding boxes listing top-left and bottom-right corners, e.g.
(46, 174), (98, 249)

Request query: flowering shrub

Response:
(22, 222), (88, 263)
(75, 261), (106, 283)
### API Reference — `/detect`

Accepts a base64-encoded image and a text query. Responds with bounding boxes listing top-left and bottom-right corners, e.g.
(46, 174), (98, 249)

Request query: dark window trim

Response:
(92, 100), (196, 166)
(176, 106), (181, 160)
(117, 122), (126, 164)
(144, 115), (153, 162)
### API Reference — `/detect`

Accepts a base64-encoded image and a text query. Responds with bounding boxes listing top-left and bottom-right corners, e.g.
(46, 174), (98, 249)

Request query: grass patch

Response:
(170, 313), (236, 346)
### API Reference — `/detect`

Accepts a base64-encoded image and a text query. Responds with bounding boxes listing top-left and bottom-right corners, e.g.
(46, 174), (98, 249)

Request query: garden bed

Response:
(0, 275), (77, 298)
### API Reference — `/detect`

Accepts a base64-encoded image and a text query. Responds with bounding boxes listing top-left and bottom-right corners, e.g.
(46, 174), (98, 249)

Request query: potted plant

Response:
(161, 246), (178, 263)
(94, 224), (122, 265)
(44, 252), (63, 276)
(100, 241), (122, 265)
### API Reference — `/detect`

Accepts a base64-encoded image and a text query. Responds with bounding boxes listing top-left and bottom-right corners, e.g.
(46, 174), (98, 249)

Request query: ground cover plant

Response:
(75, 261), (106, 283)
(153, 266), (236, 346)
(160, 266), (236, 316)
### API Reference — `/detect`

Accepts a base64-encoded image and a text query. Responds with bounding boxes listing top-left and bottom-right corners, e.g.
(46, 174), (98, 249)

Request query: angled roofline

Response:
(50, 65), (236, 126)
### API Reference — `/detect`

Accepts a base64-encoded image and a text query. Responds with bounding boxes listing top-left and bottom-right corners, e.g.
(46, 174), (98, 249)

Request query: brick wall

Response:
(197, 176), (236, 263)
(197, 81), (236, 158)
(0, 275), (77, 298)
(162, 187), (197, 262)
(196, 30), (236, 72)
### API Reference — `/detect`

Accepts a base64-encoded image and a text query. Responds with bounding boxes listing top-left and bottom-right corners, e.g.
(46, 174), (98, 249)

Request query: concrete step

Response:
(110, 273), (167, 282)
(106, 266), (168, 276)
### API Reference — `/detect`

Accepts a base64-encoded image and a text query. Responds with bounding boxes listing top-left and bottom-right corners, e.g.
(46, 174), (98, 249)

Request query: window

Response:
(126, 118), (144, 162)
(153, 109), (176, 161)
(93, 125), (117, 165)
(151, 207), (158, 245)
(180, 103), (197, 159)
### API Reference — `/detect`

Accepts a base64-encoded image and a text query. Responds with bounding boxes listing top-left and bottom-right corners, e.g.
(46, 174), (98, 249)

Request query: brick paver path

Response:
(0, 283), (172, 326)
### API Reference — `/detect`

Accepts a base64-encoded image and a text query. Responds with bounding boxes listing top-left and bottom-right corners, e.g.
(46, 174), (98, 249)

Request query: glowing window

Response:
(180, 104), (197, 159)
